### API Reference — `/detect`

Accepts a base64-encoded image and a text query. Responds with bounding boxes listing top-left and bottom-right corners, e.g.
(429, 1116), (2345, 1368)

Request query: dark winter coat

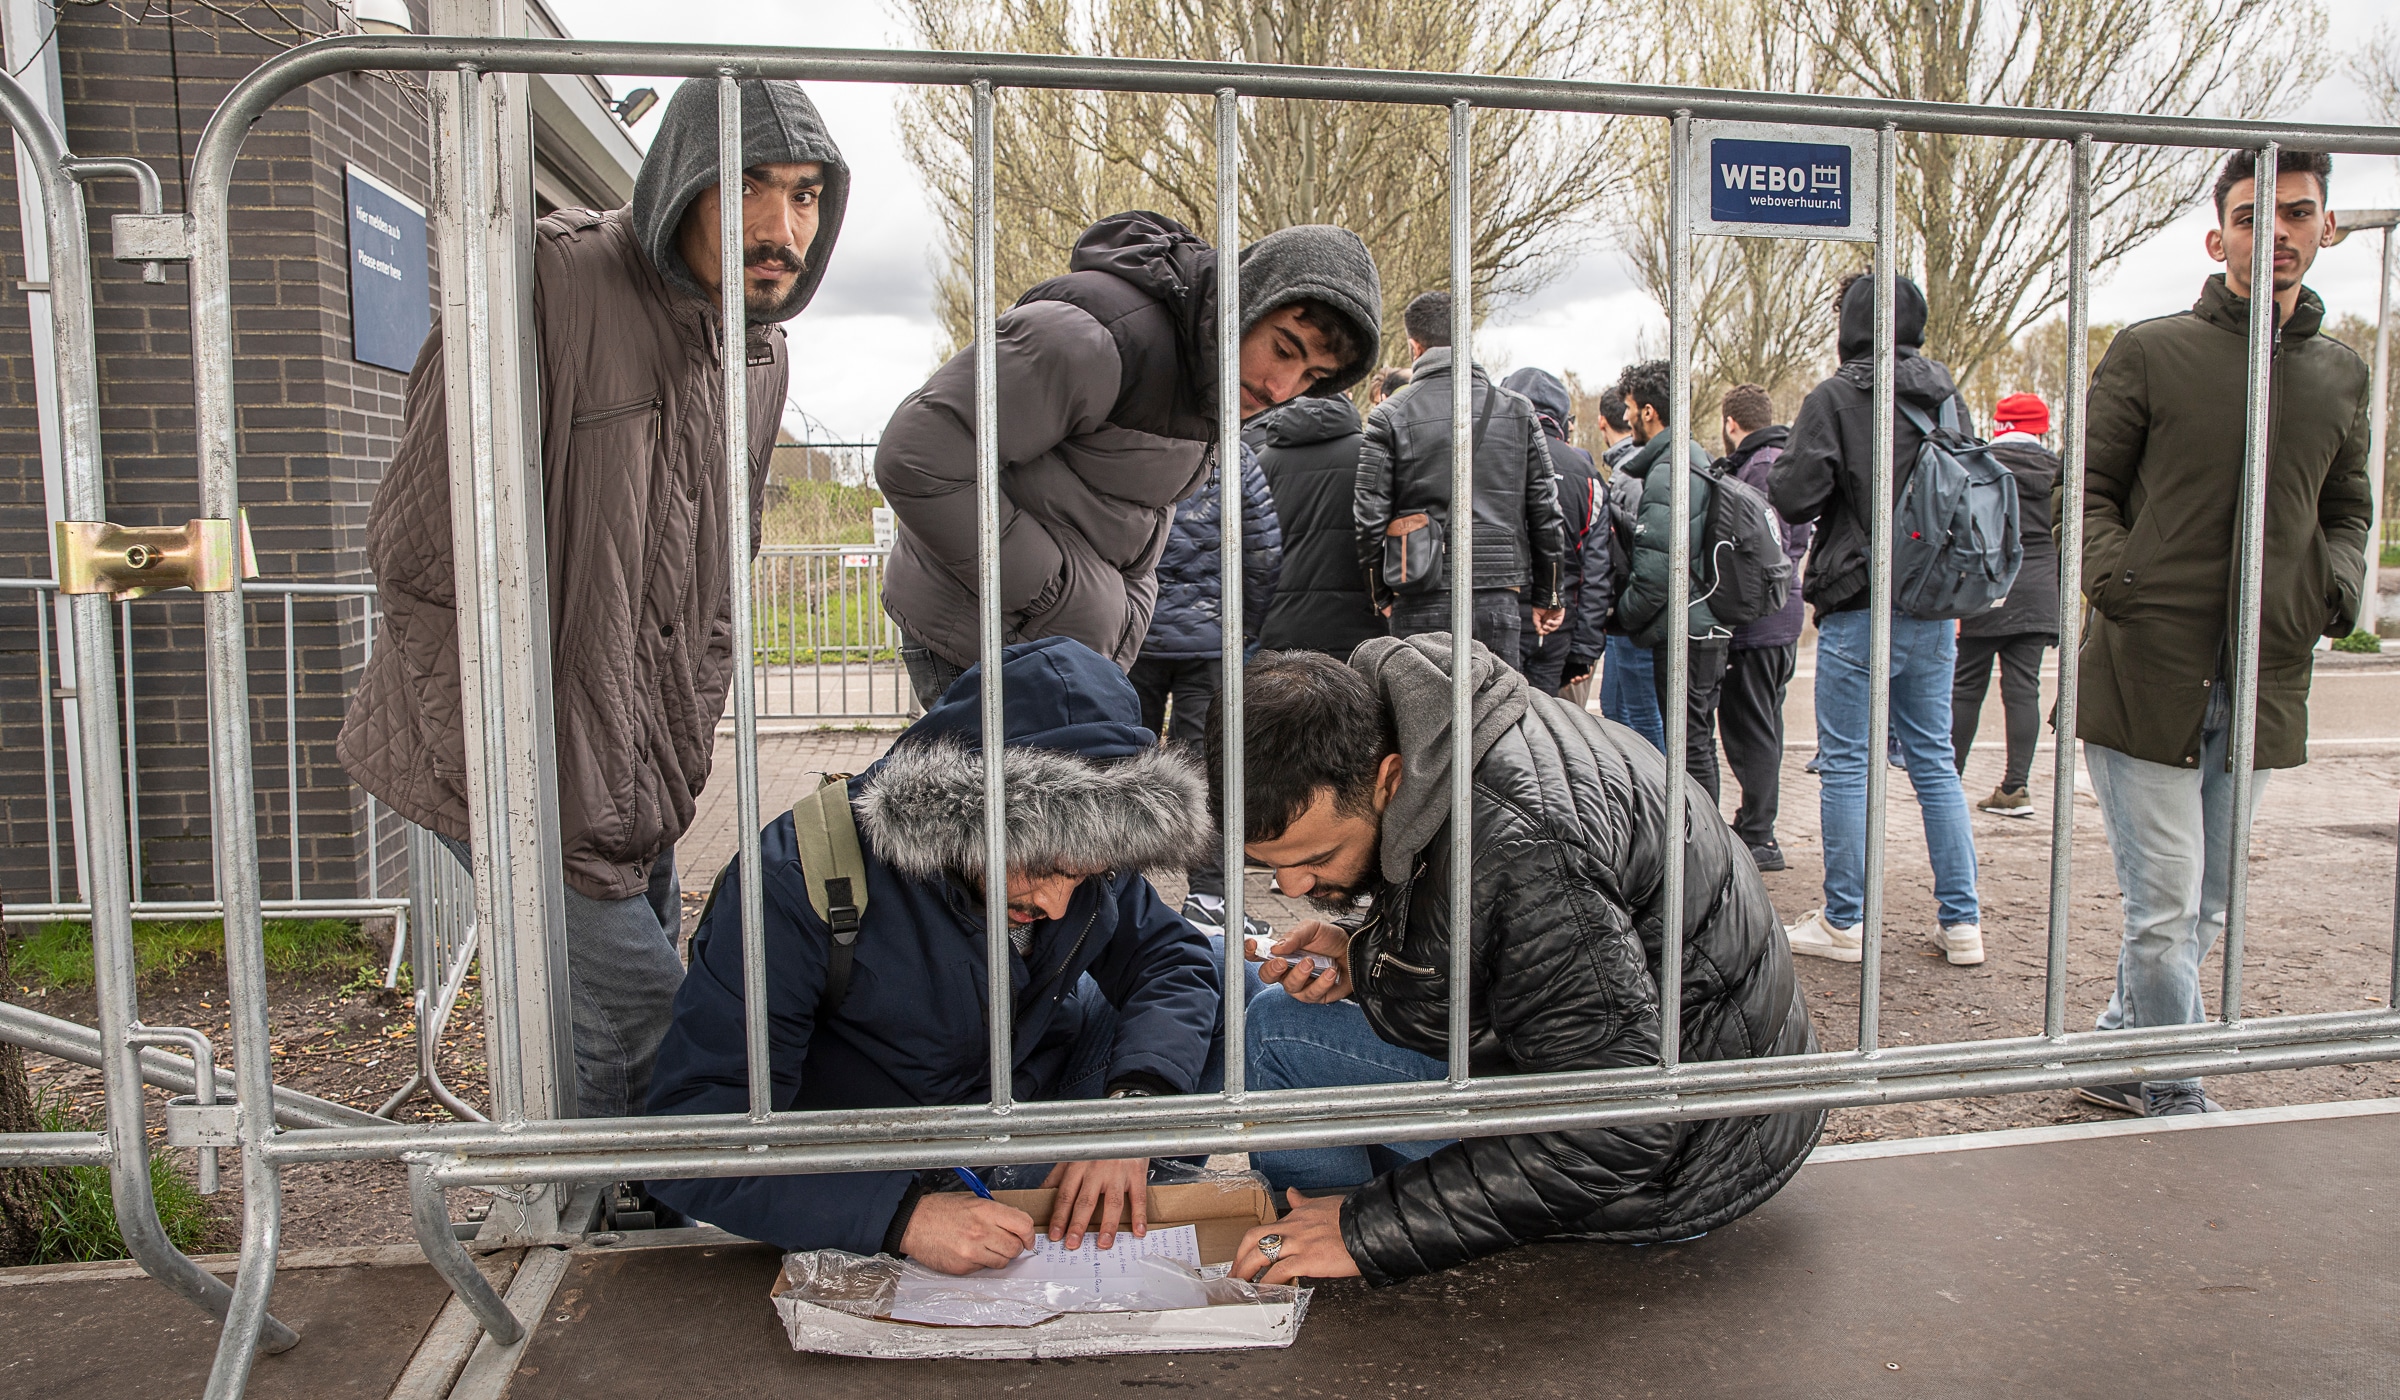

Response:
(1614, 433), (1724, 648)
(645, 638), (1220, 1256)
(1770, 275), (1976, 620)
(1247, 396), (1383, 657)
(1503, 368), (1612, 678)
(1959, 434), (2059, 641)
(877, 215), (1380, 673)
(340, 80), (846, 901)
(1139, 445), (1283, 659)
(2069, 276), (2374, 770)
(1335, 636), (1821, 1284)
(1354, 349), (1568, 608)
(1724, 426), (1809, 650)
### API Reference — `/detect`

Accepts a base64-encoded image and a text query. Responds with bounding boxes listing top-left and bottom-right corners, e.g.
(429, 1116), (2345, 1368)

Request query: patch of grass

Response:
(9, 918), (375, 989)
(30, 1089), (219, 1264)
(2332, 629), (2384, 655)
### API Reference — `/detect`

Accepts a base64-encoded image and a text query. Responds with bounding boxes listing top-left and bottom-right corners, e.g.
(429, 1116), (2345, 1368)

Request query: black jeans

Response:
(900, 633), (969, 711)
(1719, 642), (1797, 849)
(1651, 638), (1731, 805)
(1130, 654), (1225, 900)
(1952, 631), (2049, 792)
(1387, 588), (1523, 672)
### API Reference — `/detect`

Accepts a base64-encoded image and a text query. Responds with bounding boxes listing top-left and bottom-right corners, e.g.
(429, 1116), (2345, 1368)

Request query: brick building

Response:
(0, 1), (639, 910)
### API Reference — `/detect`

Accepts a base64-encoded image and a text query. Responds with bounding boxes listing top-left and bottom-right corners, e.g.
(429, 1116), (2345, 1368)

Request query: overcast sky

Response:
(553, 0), (2400, 440)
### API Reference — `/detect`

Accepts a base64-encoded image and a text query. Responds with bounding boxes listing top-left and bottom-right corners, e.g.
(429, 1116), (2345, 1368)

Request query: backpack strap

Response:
(1895, 397), (1938, 438)
(790, 773), (868, 1023)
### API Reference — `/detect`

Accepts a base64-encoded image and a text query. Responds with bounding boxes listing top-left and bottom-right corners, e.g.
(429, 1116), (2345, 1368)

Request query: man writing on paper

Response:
(1208, 643), (1821, 1285)
(645, 639), (1222, 1274)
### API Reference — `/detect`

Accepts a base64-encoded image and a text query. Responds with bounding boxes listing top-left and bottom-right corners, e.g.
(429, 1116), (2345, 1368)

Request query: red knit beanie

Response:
(1993, 392), (2049, 437)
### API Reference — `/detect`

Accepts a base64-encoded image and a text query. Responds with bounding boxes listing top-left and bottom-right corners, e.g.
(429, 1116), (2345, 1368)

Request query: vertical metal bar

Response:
(2222, 141), (2278, 1025)
(2390, 793), (2399, 1009)
(2364, 226), (2392, 636)
(1446, 98), (1475, 1086)
(363, 598), (380, 901)
(37, 595), (60, 904)
(1660, 111), (1692, 1071)
(120, 600), (141, 903)
(1858, 123), (1898, 1056)
(1214, 86), (1248, 1100)
(283, 592), (301, 900)
(973, 80), (1013, 1114)
(2045, 133), (2093, 1041)
(718, 76), (773, 1121)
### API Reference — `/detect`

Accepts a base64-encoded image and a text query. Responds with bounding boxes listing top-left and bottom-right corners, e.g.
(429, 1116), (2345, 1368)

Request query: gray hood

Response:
(1238, 224), (1382, 397)
(1350, 633), (1528, 884)
(630, 78), (850, 319)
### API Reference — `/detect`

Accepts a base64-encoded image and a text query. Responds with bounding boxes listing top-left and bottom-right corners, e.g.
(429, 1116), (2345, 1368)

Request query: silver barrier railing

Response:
(7, 32), (2396, 1398)
(748, 544), (914, 720)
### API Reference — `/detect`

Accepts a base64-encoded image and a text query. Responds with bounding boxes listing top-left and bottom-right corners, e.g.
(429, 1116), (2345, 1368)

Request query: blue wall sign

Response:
(1710, 138), (1851, 228)
(345, 164), (430, 374)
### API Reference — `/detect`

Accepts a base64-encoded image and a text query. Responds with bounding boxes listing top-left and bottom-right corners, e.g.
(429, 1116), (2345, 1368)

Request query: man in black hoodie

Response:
(1770, 275), (1984, 971)
(1502, 367), (1610, 696)
(877, 217), (1383, 706)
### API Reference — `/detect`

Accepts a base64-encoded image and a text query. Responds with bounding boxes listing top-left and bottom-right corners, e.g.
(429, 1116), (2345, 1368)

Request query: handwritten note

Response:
(889, 1225), (1210, 1327)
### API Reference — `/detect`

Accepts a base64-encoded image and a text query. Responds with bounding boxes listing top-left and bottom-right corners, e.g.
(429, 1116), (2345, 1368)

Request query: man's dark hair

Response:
(1722, 383), (1773, 434)
(1835, 269), (1867, 318)
(1285, 298), (1361, 373)
(2213, 148), (2331, 223)
(1596, 386), (1630, 432)
(1204, 651), (1396, 842)
(1377, 366), (1413, 398)
(1617, 359), (1671, 427)
(1403, 291), (1452, 349)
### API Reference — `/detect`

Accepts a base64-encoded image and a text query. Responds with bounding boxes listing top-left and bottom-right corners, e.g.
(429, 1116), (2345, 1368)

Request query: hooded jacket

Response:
(1769, 275), (1975, 619)
(1960, 433), (2059, 641)
(877, 215), (1380, 672)
(1723, 425), (1809, 650)
(1354, 349), (1568, 607)
(339, 79), (847, 901)
(1613, 432), (1723, 649)
(1334, 636), (1821, 1283)
(1138, 443), (1282, 660)
(644, 638), (1221, 1256)
(2069, 276), (2373, 770)
(1503, 368), (1611, 681)
(1246, 395), (1382, 657)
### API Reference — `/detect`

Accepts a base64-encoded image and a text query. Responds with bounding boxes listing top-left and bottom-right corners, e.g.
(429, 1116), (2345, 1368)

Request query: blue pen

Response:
(952, 1166), (994, 1199)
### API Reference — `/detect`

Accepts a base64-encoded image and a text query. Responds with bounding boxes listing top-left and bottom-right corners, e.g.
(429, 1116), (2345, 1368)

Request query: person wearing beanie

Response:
(877, 215), (1382, 705)
(1950, 391), (2061, 820)
(341, 79), (849, 1119)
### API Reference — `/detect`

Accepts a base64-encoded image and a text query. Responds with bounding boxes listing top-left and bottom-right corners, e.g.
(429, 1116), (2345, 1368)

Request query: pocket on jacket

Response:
(555, 397), (665, 668)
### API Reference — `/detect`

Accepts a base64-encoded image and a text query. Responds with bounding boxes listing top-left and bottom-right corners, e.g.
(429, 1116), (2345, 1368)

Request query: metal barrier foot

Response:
(410, 1161), (526, 1346)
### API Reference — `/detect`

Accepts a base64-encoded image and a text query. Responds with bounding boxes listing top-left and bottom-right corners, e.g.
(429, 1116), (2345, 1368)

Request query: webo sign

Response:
(1681, 120), (1879, 243)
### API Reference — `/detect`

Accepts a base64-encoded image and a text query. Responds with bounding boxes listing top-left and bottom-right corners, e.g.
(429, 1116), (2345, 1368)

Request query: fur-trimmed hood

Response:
(856, 637), (1213, 880)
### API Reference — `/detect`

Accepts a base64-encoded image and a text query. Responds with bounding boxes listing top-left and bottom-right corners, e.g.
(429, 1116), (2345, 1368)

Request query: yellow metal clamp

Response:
(54, 511), (258, 599)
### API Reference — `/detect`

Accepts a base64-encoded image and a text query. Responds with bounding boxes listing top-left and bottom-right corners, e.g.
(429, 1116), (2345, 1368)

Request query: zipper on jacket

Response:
(572, 395), (661, 428)
(1369, 950), (1438, 982)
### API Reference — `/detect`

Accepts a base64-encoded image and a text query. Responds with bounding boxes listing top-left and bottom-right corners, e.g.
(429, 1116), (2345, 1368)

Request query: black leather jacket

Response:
(1353, 349), (1567, 609)
(1338, 691), (1823, 1283)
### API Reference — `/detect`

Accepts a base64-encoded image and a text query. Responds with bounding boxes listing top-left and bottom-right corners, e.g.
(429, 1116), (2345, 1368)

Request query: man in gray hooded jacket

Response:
(339, 79), (848, 1118)
(877, 214), (1382, 705)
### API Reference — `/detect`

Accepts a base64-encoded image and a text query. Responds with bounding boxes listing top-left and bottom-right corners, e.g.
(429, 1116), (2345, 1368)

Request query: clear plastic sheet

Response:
(777, 1246), (1304, 1327)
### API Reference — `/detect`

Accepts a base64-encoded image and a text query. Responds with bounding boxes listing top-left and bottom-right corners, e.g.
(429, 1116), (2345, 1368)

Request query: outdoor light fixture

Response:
(614, 88), (659, 127)
(353, 0), (415, 34)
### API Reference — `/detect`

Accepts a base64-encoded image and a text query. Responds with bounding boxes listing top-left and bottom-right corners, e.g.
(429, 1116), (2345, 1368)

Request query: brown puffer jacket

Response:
(337, 207), (786, 900)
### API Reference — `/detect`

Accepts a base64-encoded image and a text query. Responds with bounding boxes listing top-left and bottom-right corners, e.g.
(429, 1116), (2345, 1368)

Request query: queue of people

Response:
(338, 78), (2369, 1298)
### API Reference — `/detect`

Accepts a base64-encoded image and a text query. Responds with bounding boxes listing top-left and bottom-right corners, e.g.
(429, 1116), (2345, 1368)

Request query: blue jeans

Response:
(1813, 610), (1979, 929)
(2085, 724), (2269, 1092)
(1600, 633), (1665, 752)
(1244, 987), (1452, 1191)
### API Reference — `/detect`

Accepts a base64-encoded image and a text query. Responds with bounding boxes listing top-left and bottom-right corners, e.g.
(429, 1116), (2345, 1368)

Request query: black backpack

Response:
(1697, 467), (1793, 630)
(1893, 399), (2024, 620)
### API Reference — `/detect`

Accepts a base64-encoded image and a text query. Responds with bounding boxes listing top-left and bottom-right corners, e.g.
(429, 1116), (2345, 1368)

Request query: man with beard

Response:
(340, 79), (848, 1118)
(1206, 643), (1819, 1285)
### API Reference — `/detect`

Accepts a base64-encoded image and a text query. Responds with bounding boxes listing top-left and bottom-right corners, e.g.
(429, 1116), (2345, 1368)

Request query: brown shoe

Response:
(1975, 785), (2034, 818)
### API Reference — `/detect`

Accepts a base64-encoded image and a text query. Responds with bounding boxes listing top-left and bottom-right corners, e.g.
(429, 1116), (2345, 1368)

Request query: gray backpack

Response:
(1893, 399), (2023, 621)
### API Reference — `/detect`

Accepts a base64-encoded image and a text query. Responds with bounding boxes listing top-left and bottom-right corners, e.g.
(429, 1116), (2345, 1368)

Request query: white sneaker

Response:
(1932, 922), (1985, 966)
(1785, 909), (1862, 963)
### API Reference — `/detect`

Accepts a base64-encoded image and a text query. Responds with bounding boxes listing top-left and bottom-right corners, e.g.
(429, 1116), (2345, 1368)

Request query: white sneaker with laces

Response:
(1933, 922), (1986, 966)
(1785, 909), (1862, 963)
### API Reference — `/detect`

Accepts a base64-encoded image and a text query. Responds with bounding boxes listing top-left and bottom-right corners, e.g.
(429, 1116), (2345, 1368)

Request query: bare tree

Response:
(1972, 316), (2122, 430)
(896, 0), (1629, 363)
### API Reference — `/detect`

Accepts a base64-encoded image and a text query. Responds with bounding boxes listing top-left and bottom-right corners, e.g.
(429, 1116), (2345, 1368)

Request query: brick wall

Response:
(0, 2), (433, 909)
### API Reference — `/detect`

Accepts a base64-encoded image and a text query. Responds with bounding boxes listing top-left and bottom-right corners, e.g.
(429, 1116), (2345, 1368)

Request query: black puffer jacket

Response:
(1336, 636), (1822, 1284)
(1247, 396), (1382, 657)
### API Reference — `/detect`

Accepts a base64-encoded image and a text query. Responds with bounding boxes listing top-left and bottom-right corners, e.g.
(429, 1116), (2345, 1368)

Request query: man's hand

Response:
(1040, 1157), (1150, 1249)
(1532, 606), (1565, 636)
(1248, 920), (1353, 1003)
(899, 1192), (1037, 1275)
(1234, 1190), (1363, 1284)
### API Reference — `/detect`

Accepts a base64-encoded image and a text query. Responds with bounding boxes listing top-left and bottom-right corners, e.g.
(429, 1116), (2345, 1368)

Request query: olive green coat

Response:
(2070, 276), (2374, 770)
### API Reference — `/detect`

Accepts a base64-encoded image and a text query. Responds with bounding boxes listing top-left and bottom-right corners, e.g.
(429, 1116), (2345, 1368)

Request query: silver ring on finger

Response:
(1256, 1232), (1284, 1261)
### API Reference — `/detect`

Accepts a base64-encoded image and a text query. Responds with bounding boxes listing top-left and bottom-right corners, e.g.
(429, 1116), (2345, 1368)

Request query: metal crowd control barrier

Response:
(748, 544), (915, 720)
(3, 30), (2398, 1399)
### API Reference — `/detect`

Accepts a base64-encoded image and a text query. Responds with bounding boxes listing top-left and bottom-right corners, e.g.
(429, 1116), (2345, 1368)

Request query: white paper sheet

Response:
(888, 1225), (1211, 1327)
